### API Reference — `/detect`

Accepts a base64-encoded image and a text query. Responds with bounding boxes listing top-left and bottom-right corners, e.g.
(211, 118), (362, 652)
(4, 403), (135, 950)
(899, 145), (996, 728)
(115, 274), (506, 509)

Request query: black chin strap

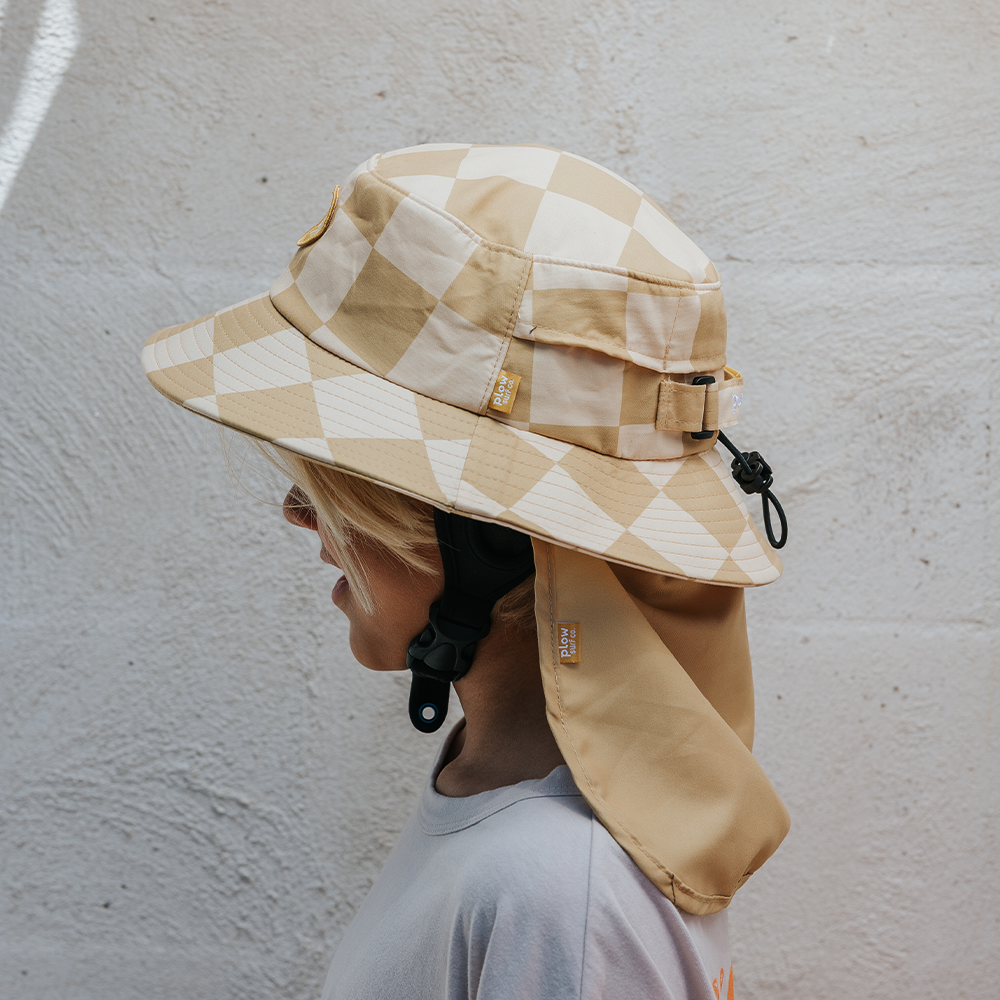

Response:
(405, 510), (535, 733)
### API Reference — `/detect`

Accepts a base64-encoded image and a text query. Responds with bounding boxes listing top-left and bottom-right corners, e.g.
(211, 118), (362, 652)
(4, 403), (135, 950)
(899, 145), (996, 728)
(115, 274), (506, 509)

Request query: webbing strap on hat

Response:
(655, 367), (744, 434)
(406, 509), (535, 733)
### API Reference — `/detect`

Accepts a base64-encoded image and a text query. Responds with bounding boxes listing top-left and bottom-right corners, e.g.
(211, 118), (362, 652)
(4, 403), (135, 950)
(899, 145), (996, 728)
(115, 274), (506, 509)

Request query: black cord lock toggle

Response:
(687, 374), (788, 550)
(717, 430), (788, 550)
(731, 449), (773, 495)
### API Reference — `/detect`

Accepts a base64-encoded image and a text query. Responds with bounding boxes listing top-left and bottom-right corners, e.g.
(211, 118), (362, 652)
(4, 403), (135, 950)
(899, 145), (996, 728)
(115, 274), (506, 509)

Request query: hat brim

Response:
(142, 292), (781, 586)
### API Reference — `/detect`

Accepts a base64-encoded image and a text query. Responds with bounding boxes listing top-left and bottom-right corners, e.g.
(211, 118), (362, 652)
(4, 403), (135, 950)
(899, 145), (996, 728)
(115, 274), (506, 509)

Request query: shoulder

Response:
(449, 780), (595, 912)
(580, 822), (729, 1000)
(584, 819), (702, 934)
(413, 777), (597, 1000)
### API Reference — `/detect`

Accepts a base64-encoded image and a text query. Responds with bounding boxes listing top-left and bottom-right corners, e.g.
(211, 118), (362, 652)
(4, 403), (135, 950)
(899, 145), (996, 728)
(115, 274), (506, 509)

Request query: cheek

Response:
(347, 623), (409, 673)
(329, 533), (443, 673)
(344, 575), (441, 673)
(342, 592), (417, 673)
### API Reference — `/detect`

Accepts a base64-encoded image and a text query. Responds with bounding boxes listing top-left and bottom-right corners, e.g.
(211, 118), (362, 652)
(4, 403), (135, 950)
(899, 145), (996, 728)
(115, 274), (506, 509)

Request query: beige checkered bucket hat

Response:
(143, 143), (792, 914)
(143, 143), (781, 585)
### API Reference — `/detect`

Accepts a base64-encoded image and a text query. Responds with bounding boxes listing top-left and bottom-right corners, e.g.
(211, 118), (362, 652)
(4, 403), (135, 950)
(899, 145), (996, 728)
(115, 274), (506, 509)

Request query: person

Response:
(141, 142), (792, 999)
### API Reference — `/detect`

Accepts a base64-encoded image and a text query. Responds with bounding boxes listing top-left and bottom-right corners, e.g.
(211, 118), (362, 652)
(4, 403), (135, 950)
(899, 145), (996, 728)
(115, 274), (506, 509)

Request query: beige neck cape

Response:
(532, 540), (790, 916)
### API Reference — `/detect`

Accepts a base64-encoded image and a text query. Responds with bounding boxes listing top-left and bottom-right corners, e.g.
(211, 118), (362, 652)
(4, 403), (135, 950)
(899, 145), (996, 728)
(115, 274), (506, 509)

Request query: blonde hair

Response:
(264, 444), (536, 632)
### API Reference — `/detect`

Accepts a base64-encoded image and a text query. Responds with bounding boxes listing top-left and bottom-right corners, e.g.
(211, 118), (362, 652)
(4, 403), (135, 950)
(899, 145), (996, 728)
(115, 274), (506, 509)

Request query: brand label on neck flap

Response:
(557, 623), (581, 663)
(488, 370), (521, 414)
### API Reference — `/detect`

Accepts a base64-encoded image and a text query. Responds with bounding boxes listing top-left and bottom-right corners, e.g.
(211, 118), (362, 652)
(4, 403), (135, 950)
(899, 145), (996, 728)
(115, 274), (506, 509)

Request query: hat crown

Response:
(376, 144), (713, 282)
(270, 143), (735, 462)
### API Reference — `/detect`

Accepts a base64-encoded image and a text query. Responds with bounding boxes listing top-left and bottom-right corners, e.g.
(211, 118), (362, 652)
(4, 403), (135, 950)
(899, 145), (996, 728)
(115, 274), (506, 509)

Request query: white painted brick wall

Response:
(2, 2), (996, 996)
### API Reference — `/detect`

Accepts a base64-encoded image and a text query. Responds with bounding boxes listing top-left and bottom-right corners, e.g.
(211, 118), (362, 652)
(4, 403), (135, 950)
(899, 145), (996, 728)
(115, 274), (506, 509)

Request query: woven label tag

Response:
(488, 370), (521, 414)
(557, 622), (581, 664)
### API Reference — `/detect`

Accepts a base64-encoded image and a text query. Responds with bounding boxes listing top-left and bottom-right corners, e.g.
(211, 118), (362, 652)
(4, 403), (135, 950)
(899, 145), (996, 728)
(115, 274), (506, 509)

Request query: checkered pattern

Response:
(270, 144), (735, 462)
(142, 144), (781, 585)
(143, 290), (780, 585)
(140, 144), (787, 928)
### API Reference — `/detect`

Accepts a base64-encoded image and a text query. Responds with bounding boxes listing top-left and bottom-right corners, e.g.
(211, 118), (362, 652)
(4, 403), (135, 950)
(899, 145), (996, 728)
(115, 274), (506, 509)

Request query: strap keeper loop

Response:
(655, 367), (744, 435)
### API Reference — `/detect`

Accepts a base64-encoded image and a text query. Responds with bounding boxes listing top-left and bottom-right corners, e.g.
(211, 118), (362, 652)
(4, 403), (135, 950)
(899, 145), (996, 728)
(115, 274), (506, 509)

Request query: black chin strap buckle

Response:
(406, 601), (491, 733)
(405, 509), (534, 734)
(408, 601), (489, 682)
(407, 674), (452, 734)
(717, 430), (788, 550)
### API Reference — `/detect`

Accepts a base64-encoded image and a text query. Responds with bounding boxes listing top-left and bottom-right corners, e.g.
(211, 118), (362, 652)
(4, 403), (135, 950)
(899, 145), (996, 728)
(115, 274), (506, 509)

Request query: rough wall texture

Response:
(1, 1), (997, 997)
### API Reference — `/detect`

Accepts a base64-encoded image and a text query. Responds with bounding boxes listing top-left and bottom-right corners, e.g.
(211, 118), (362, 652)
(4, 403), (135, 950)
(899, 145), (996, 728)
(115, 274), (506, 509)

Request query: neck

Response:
(434, 626), (564, 797)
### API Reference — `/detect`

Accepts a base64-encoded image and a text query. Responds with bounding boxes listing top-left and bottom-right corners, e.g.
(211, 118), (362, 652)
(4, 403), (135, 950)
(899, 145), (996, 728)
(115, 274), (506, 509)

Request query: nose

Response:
(283, 486), (318, 531)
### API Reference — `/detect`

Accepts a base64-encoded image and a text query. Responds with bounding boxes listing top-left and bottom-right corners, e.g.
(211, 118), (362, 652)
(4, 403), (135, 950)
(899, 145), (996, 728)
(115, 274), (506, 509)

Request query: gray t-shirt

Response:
(322, 735), (733, 1000)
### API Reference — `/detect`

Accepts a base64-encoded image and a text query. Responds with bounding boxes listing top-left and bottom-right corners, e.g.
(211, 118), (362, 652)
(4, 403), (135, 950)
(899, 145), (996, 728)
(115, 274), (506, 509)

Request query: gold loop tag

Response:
(297, 186), (340, 247)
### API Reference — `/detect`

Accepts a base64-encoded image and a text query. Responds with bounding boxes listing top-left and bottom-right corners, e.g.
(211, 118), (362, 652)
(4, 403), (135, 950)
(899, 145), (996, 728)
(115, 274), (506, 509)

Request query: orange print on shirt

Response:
(712, 964), (735, 999)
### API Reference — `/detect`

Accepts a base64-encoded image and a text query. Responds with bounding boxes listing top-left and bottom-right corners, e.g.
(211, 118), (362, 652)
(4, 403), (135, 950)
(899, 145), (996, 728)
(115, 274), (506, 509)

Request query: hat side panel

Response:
(630, 196), (713, 285)
(545, 152), (644, 227)
(689, 288), (728, 372)
(522, 261), (726, 376)
(489, 335), (715, 461)
(272, 168), (533, 417)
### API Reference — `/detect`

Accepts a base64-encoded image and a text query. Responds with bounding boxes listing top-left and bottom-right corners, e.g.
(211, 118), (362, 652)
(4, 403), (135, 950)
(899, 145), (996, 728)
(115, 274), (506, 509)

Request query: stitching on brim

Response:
(150, 302), (771, 575)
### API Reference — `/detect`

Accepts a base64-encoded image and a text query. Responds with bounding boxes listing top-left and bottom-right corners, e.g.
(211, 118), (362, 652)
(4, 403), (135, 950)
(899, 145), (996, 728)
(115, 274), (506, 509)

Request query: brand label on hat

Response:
(557, 623), (581, 664)
(488, 370), (521, 414)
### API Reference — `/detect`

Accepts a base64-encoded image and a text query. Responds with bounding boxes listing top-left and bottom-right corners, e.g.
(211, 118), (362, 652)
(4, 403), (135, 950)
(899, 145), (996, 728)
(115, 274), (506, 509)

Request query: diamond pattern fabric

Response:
(143, 286), (780, 585)
(143, 143), (780, 585)
(140, 144), (791, 921)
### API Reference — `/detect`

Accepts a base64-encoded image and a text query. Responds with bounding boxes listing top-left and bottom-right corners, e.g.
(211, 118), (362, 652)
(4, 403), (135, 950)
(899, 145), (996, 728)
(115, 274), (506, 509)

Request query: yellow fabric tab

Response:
(297, 186), (340, 247)
(557, 622), (581, 663)
(488, 369), (521, 414)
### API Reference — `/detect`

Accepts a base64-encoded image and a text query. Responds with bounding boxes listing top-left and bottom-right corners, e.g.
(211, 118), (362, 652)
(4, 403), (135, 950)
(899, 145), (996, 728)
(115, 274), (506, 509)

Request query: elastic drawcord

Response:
(716, 431), (788, 550)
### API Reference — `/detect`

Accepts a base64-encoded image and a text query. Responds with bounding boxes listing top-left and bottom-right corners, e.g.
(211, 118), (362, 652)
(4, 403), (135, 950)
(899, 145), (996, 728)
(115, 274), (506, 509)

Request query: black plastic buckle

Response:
(405, 510), (534, 733)
(690, 374), (716, 440)
(407, 675), (451, 734)
(406, 602), (489, 734)
(407, 601), (490, 684)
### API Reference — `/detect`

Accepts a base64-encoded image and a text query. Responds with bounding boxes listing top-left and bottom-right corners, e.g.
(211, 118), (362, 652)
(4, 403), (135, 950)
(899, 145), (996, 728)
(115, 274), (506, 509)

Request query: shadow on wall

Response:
(0, 0), (78, 215)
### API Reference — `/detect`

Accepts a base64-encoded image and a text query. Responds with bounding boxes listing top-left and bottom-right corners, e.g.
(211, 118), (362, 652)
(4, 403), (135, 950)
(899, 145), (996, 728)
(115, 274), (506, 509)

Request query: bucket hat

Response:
(142, 143), (790, 914)
(144, 143), (780, 586)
